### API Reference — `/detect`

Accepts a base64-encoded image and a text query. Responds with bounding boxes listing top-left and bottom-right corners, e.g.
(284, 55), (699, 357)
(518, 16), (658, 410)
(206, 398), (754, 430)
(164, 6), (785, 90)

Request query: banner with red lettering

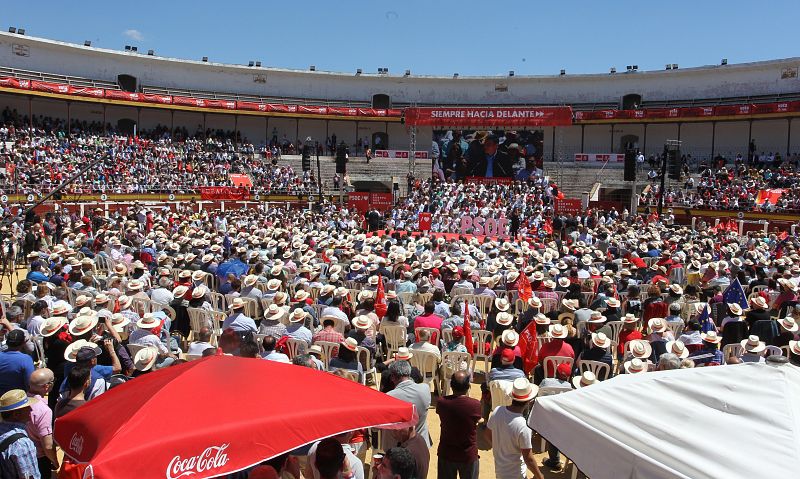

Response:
(554, 198), (582, 215)
(199, 187), (251, 201)
(70, 87), (105, 98)
(405, 106), (573, 127)
(0, 77), (28, 89)
(30, 81), (71, 94)
(205, 100), (237, 110)
(347, 192), (371, 213)
(348, 192), (392, 213)
(374, 150), (430, 160)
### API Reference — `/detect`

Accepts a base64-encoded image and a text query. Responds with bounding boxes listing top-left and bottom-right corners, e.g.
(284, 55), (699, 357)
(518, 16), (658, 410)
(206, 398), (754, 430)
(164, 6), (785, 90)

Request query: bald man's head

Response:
(450, 370), (471, 394)
(198, 327), (212, 342)
(29, 368), (54, 395)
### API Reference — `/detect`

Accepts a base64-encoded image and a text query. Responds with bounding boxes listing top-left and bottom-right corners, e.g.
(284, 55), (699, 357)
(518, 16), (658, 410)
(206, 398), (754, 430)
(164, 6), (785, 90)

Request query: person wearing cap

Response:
(0, 330), (34, 396)
(60, 339), (121, 399)
(485, 377), (544, 479)
(0, 389), (40, 479)
(27, 368), (59, 474)
(488, 348), (526, 384)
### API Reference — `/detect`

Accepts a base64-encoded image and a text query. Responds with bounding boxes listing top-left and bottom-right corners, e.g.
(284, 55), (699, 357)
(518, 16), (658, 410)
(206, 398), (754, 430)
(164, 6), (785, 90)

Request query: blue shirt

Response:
(0, 351), (34, 395)
(0, 422), (40, 479)
(485, 154), (495, 177)
(25, 271), (49, 283)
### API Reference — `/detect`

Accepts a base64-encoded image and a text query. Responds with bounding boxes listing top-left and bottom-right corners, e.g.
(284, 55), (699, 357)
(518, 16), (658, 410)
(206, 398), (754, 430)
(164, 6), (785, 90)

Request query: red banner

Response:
(205, 99), (237, 110)
(199, 187), (250, 201)
(327, 107), (359, 116)
(370, 192), (394, 211)
(554, 197), (582, 215)
(30, 80), (71, 94)
(70, 87), (105, 98)
(418, 212), (432, 231)
(404, 106), (574, 127)
(347, 192), (371, 213)
(0, 77), (28, 89)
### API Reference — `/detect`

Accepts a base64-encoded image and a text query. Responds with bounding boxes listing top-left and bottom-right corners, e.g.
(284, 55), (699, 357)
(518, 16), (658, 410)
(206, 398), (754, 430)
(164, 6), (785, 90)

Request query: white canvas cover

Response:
(528, 363), (800, 479)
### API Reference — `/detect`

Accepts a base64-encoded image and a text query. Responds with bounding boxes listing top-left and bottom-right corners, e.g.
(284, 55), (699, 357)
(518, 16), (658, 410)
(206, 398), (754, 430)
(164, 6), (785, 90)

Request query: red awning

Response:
(54, 356), (416, 479)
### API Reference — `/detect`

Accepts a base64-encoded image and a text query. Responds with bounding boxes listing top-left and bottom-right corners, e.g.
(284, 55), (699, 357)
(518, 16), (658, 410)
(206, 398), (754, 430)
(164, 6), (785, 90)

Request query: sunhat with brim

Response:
(572, 371), (597, 389)
(357, 290), (374, 302)
(669, 284), (683, 295)
(394, 347), (413, 361)
(542, 279), (556, 290)
(266, 278), (282, 291)
(549, 324), (569, 339)
(741, 335), (766, 353)
(506, 271), (520, 283)
(789, 340), (800, 356)
(535, 314), (551, 325)
(110, 313), (131, 333)
(341, 337), (359, 352)
(64, 339), (101, 362)
(69, 314), (99, 336)
(750, 296), (768, 310)
(243, 275), (258, 287)
(700, 331), (722, 344)
(605, 298), (621, 308)
(127, 280), (144, 291)
(665, 340), (690, 359)
(591, 332), (611, 348)
(229, 297), (246, 311)
(172, 286), (189, 300)
(308, 345), (323, 356)
(778, 278), (798, 292)
(74, 295), (91, 307)
(562, 299), (579, 311)
(510, 378), (538, 402)
(113, 264), (128, 275)
(136, 313), (161, 329)
(528, 297), (542, 308)
(94, 293), (110, 305)
(648, 317), (667, 333)
(352, 315), (371, 330)
(41, 317), (67, 337)
(178, 270), (192, 280)
(727, 303), (743, 316)
(629, 339), (653, 359)
(191, 270), (207, 282)
(778, 317), (799, 333)
(496, 312), (514, 326)
(587, 312), (607, 324)
(495, 298), (510, 312)
(191, 286), (207, 299)
(321, 285), (336, 296)
(265, 304), (284, 321)
(622, 313), (638, 324)
(623, 358), (648, 374)
(134, 347), (159, 372)
(294, 290), (310, 302)
(0, 389), (32, 413)
(501, 329), (520, 347)
(558, 277), (571, 288)
(290, 309), (308, 323)
(51, 303), (71, 316)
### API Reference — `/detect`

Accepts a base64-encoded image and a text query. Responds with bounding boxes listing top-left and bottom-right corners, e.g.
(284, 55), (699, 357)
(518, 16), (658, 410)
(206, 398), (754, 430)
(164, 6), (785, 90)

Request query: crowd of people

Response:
(0, 187), (798, 479)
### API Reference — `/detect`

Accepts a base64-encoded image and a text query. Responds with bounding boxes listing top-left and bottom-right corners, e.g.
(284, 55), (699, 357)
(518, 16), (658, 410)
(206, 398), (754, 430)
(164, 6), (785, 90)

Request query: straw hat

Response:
(669, 284), (683, 295)
(665, 340), (689, 359)
(341, 337), (359, 352)
(700, 330), (722, 344)
(562, 299), (579, 312)
(605, 297), (621, 308)
(628, 339), (653, 359)
(64, 339), (101, 362)
(127, 280), (144, 291)
(352, 315), (371, 330)
(308, 345), (323, 356)
(229, 297), (246, 311)
(572, 371), (598, 389)
(501, 329), (519, 347)
(40, 317), (67, 337)
(528, 297), (542, 308)
(136, 313), (161, 329)
(294, 290), (310, 302)
(191, 286), (207, 299)
(549, 324), (568, 339)
(789, 340), (800, 356)
(496, 312), (514, 326)
(51, 303), (71, 316)
(750, 296), (768, 310)
(69, 314), (99, 336)
(243, 275), (259, 287)
(0, 389), (31, 413)
(494, 297), (510, 312)
(191, 270), (206, 282)
(394, 347), (413, 361)
(727, 303), (743, 316)
(740, 335), (766, 353)
(110, 313), (131, 333)
(290, 308), (307, 323)
(623, 357), (648, 374)
(113, 264), (128, 275)
(587, 312), (607, 324)
(591, 332), (611, 348)
(622, 313), (638, 324)
(266, 279), (282, 291)
(94, 293), (109, 305)
(542, 279), (556, 290)
(778, 317), (799, 333)
(134, 347), (159, 372)
(74, 295), (91, 307)
(558, 277), (571, 288)
(265, 304), (284, 321)
(648, 317), (667, 333)
(534, 313), (551, 325)
(510, 378), (538, 402)
(178, 270), (192, 279)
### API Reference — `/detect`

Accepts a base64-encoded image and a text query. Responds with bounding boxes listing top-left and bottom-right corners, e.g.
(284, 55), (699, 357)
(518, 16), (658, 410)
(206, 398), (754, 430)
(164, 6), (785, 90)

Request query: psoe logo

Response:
(70, 433), (84, 455)
(167, 444), (230, 479)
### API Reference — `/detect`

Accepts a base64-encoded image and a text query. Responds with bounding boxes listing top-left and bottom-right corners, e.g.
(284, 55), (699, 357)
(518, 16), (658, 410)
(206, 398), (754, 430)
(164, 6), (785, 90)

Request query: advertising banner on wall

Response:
(554, 198), (583, 215)
(405, 106), (574, 127)
(574, 153), (625, 162)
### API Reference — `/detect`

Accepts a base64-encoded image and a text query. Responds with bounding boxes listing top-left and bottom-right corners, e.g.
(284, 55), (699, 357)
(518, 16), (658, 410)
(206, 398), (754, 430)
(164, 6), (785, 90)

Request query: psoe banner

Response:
(554, 198), (582, 215)
(574, 153), (624, 163)
(459, 215), (509, 238)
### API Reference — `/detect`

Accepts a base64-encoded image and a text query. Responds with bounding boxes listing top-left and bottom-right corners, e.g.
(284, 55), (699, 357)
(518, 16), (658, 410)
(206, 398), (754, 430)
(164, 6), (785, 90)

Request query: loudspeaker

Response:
(301, 145), (312, 171)
(666, 147), (681, 180)
(624, 150), (636, 181)
(372, 94), (391, 109)
(117, 74), (138, 92)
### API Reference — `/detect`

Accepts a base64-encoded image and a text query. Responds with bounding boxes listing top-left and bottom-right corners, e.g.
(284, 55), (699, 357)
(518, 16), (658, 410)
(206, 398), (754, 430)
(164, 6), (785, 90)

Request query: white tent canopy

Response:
(528, 363), (800, 479)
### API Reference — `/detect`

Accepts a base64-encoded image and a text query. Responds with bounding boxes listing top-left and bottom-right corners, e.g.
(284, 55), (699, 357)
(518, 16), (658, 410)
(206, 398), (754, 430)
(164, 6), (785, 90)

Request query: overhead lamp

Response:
(248, 61), (254, 67)
(84, 40), (91, 47)
(7, 27), (16, 33)
(509, 70), (515, 77)
(255, 61), (261, 67)
(610, 67), (616, 74)
(310, 65), (316, 71)
(17, 29), (25, 35)
(147, 49), (154, 56)
(721, 58), (728, 65)
(202, 56), (208, 62)
(404, 69), (411, 76)
(560, 69), (566, 75)
(356, 68), (362, 75)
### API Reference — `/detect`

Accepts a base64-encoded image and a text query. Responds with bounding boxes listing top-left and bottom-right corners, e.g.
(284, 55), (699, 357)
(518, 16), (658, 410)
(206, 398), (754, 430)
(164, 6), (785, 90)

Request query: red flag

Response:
(374, 275), (388, 318)
(463, 299), (473, 355)
(543, 218), (553, 235)
(517, 271), (533, 304)
(518, 320), (540, 375)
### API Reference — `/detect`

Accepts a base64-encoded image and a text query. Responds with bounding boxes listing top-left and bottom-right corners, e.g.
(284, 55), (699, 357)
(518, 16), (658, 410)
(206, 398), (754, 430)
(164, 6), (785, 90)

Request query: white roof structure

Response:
(528, 363), (800, 479)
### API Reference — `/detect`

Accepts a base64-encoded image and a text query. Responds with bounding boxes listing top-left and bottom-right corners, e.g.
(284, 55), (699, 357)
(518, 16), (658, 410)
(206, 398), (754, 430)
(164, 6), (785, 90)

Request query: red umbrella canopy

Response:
(54, 356), (416, 479)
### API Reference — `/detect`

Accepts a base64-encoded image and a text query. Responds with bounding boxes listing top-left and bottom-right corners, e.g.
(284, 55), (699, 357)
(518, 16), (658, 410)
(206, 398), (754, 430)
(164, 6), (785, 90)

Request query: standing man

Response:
(385, 361), (431, 446)
(27, 369), (59, 476)
(0, 330), (35, 396)
(0, 390), (40, 479)
(436, 371), (481, 479)
(485, 378), (545, 479)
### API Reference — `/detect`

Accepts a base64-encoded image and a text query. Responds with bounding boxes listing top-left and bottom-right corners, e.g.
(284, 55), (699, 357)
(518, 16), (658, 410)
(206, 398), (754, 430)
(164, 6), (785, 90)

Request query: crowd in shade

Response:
(0, 190), (799, 479)
(0, 109), (314, 196)
(641, 160), (800, 212)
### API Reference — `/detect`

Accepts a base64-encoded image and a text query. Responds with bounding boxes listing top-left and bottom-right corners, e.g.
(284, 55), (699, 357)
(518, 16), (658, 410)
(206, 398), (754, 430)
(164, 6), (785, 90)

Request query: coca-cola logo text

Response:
(167, 444), (230, 479)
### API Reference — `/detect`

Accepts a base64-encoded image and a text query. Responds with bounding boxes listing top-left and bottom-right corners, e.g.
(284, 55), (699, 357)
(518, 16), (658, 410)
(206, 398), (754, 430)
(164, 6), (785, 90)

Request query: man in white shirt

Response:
(409, 329), (441, 361)
(260, 336), (290, 363)
(186, 328), (215, 356)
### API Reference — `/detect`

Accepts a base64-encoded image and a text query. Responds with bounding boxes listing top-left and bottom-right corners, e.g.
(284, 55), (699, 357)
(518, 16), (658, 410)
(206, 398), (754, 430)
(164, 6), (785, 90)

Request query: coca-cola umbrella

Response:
(54, 356), (416, 479)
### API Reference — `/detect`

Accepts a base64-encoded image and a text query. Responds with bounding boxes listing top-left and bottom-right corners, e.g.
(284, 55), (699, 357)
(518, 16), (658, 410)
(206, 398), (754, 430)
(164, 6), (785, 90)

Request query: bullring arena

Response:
(0, 7), (798, 479)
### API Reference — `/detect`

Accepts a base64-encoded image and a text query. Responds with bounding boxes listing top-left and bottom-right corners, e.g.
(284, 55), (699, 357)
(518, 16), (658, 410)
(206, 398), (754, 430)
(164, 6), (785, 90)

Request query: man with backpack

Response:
(0, 389), (40, 478)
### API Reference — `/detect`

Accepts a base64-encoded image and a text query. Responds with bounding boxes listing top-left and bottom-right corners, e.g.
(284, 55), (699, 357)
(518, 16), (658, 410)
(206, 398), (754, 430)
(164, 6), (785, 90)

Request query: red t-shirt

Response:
(538, 339), (575, 376)
(413, 313), (444, 331)
(436, 394), (482, 463)
(618, 329), (643, 355)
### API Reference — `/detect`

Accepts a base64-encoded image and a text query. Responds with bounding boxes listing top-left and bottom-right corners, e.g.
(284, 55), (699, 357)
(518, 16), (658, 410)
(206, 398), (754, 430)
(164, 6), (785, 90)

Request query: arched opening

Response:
(371, 132), (388, 150)
(620, 134), (640, 153)
(622, 93), (642, 110)
(117, 118), (137, 135)
(372, 94), (391, 109)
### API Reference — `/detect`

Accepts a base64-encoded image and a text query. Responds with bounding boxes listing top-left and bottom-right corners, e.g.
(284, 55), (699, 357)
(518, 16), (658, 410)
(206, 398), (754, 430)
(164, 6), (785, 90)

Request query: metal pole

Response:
(787, 118), (792, 157)
(28, 96), (33, 133)
(551, 127), (556, 162)
(658, 149), (667, 217)
(711, 121), (716, 159)
(610, 123), (615, 153)
(580, 124), (585, 152)
(66, 102), (71, 138)
(642, 123), (647, 156)
(316, 141), (322, 198)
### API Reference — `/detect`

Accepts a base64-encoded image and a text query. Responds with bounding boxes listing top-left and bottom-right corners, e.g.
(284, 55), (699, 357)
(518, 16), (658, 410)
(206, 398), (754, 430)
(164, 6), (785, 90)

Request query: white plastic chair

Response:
(314, 340), (339, 370)
(543, 356), (574, 378)
(488, 380), (513, 411)
(440, 351), (471, 396)
(576, 359), (611, 381)
(471, 330), (493, 375)
(409, 350), (441, 395)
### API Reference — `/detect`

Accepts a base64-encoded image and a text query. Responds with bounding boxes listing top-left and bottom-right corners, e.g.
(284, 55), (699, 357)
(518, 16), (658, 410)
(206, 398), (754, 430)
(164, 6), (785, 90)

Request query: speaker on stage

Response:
(117, 74), (138, 92)
(624, 150), (636, 181)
